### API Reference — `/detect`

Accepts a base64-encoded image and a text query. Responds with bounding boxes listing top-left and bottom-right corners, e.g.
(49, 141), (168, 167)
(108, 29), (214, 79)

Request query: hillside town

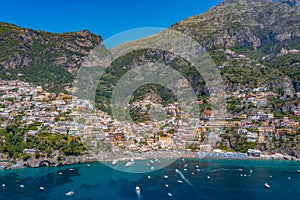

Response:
(0, 77), (300, 169)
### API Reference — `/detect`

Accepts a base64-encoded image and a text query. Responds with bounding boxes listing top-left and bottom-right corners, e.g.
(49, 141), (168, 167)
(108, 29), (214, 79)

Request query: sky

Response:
(0, 0), (222, 41)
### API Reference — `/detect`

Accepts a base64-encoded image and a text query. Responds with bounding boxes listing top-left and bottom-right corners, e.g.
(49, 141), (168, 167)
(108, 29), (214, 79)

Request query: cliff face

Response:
(172, 0), (300, 52)
(0, 22), (102, 73)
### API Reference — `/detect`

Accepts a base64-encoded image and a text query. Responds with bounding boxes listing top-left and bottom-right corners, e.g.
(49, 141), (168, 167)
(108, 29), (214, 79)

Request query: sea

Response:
(1, 158), (300, 200)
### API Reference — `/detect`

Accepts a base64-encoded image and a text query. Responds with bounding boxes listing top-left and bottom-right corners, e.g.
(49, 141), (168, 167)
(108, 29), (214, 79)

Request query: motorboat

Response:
(40, 187), (44, 191)
(178, 180), (183, 183)
(135, 186), (141, 195)
(165, 184), (169, 188)
(264, 183), (270, 188)
(112, 159), (118, 165)
(65, 191), (74, 196)
(168, 192), (173, 197)
(163, 175), (168, 179)
(20, 184), (24, 188)
(147, 175), (151, 179)
(125, 161), (134, 167)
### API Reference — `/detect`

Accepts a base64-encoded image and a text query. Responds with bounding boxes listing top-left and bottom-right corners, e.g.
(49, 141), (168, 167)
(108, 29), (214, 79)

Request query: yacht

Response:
(65, 191), (74, 196)
(264, 183), (271, 188)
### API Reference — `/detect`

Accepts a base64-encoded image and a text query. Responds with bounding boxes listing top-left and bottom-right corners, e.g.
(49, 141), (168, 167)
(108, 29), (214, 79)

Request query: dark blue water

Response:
(1, 159), (300, 200)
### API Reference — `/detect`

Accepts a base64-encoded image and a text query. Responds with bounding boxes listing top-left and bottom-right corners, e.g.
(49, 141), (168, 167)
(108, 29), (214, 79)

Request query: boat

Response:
(192, 172), (195, 175)
(150, 166), (154, 170)
(165, 184), (169, 188)
(184, 164), (188, 167)
(178, 180), (183, 183)
(65, 191), (74, 196)
(297, 170), (300, 173)
(207, 176), (210, 179)
(2, 184), (5, 187)
(69, 168), (75, 171)
(163, 175), (168, 179)
(125, 161), (134, 167)
(195, 165), (199, 168)
(175, 169), (180, 173)
(264, 183), (270, 188)
(86, 164), (90, 167)
(58, 172), (63, 175)
(135, 186), (141, 194)
(20, 184), (24, 188)
(147, 175), (151, 179)
(184, 168), (187, 171)
(40, 187), (44, 191)
(168, 192), (173, 197)
(112, 159), (118, 165)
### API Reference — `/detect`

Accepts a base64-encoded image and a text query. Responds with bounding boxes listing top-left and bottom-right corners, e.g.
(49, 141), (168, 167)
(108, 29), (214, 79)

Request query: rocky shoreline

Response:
(0, 155), (97, 170)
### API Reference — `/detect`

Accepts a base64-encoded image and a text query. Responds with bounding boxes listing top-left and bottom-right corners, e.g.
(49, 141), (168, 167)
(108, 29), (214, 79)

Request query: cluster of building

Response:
(0, 78), (299, 159)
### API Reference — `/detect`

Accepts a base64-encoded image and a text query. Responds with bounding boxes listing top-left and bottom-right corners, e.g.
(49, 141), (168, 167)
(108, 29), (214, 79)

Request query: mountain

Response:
(172, 0), (300, 52)
(0, 22), (102, 92)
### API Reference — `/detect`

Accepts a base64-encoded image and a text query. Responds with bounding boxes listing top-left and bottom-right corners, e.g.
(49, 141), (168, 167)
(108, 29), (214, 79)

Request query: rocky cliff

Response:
(0, 22), (102, 73)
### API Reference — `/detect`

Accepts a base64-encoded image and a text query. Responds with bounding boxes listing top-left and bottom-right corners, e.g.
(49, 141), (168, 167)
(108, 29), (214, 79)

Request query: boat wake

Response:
(175, 169), (193, 186)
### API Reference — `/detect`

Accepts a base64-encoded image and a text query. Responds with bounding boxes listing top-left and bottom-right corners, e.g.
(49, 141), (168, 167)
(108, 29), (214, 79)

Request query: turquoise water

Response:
(1, 159), (300, 200)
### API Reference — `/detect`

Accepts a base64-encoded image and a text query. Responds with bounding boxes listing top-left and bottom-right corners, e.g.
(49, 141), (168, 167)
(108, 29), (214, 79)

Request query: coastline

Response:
(1, 151), (299, 171)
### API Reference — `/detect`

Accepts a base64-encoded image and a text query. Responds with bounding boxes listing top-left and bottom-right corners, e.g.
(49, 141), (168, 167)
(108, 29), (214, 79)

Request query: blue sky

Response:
(0, 0), (222, 40)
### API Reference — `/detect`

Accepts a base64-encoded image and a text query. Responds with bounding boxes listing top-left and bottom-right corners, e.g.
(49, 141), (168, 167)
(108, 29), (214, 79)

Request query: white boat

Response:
(2, 184), (5, 187)
(207, 176), (210, 179)
(147, 175), (151, 179)
(65, 191), (74, 196)
(184, 168), (187, 171)
(165, 184), (169, 188)
(184, 164), (188, 167)
(178, 180), (183, 183)
(135, 186), (141, 194)
(297, 170), (300, 173)
(192, 172), (195, 175)
(175, 169), (180, 173)
(264, 183), (270, 188)
(125, 161), (134, 167)
(195, 165), (199, 168)
(168, 192), (173, 197)
(40, 187), (44, 191)
(86, 164), (90, 167)
(20, 184), (24, 188)
(163, 175), (168, 179)
(69, 168), (75, 171)
(112, 160), (118, 165)
(150, 166), (154, 170)
(58, 172), (63, 175)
